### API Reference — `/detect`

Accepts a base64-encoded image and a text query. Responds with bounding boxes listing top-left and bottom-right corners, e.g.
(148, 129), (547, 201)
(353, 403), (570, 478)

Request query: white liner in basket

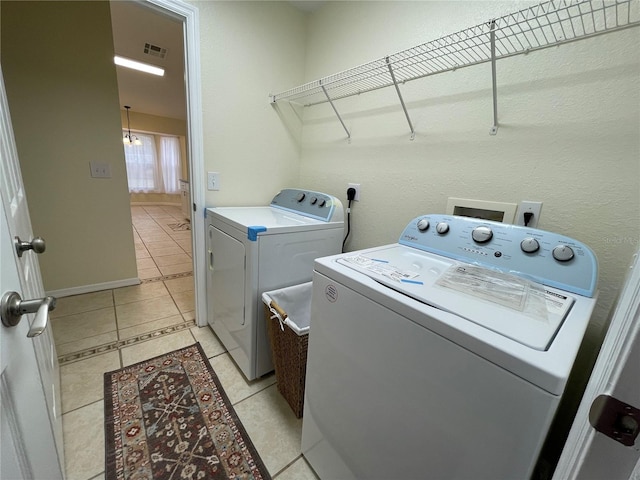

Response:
(261, 282), (312, 335)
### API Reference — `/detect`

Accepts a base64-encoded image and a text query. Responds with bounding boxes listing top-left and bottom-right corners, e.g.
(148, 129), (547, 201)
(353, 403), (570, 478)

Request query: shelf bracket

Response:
(386, 57), (415, 140)
(320, 81), (351, 142)
(489, 20), (498, 136)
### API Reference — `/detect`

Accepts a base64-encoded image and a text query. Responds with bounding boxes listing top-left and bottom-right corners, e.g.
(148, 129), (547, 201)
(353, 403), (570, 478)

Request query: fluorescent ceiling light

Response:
(114, 55), (164, 76)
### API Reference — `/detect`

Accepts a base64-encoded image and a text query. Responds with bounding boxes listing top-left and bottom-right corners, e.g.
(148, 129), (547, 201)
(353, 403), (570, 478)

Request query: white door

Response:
(553, 252), (640, 479)
(0, 67), (64, 479)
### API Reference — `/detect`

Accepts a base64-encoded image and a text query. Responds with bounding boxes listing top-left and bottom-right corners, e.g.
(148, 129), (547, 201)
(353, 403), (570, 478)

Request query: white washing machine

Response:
(206, 188), (344, 381)
(302, 214), (598, 480)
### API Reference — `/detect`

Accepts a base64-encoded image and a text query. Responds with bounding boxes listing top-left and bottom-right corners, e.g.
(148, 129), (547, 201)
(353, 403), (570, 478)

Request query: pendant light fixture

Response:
(123, 106), (142, 146)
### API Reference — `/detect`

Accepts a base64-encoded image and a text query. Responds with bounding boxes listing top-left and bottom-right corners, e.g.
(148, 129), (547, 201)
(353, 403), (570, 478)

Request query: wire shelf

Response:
(270, 0), (640, 108)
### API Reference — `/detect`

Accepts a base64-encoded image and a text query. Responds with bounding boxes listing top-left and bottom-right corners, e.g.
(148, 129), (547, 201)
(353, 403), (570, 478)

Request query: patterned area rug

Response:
(104, 343), (271, 480)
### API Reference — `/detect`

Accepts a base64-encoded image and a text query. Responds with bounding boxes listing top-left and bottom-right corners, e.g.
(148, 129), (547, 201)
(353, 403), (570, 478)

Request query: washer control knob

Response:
(553, 245), (575, 262)
(472, 226), (493, 243)
(318, 199), (326, 207)
(417, 219), (430, 232)
(310, 196), (318, 205)
(296, 192), (306, 202)
(520, 237), (540, 253)
(436, 222), (449, 234)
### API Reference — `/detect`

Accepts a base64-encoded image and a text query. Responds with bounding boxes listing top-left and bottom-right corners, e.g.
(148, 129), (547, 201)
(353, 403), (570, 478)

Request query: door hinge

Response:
(589, 394), (640, 447)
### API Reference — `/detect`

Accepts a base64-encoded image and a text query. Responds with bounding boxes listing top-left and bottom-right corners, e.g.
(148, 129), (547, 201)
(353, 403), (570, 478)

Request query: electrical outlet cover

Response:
(347, 183), (361, 201)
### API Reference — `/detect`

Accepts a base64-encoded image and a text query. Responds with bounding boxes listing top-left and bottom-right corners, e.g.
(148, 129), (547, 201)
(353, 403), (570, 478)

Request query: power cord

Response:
(342, 187), (356, 253)
(524, 212), (534, 227)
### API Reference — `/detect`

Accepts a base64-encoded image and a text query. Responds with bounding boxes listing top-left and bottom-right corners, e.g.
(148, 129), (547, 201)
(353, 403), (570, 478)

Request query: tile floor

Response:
(52, 205), (317, 480)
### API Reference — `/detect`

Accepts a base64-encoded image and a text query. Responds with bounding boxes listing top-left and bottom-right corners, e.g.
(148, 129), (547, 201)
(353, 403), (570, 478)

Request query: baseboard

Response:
(46, 277), (141, 298)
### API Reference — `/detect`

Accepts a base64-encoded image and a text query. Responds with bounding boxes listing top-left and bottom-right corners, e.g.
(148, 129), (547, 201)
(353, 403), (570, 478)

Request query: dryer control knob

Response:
(553, 245), (575, 262)
(472, 226), (493, 243)
(318, 199), (326, 207)
(520, 238), (540, 253)
(296, 192), (306, 202)
(417, 219), (430, 232)
(436, 222), (449, 234)
(310, 196), (318, 205)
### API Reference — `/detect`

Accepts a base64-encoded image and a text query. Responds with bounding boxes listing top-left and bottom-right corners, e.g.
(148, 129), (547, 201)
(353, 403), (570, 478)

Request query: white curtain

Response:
(123, 133), (159, 193)
(160, 136), (181, 194)
(123, 132), (181, 194)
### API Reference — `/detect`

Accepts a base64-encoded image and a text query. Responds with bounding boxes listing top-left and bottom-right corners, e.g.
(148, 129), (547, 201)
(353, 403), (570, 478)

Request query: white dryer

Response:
(206, 189), (344, 381)
(302, 214), (598, 480)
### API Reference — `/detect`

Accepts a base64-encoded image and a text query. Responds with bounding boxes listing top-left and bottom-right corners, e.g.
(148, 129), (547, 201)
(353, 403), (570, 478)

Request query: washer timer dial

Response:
(472, 226), (493, 243)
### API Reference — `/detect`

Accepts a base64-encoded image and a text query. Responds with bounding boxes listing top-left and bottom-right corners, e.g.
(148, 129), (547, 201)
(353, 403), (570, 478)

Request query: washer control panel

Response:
(270, 188), (343, 222)
(399, 214), (597, 297)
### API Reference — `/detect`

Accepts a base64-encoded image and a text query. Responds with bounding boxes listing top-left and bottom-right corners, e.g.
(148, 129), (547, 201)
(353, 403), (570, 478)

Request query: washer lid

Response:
(337, 245), (575, 351)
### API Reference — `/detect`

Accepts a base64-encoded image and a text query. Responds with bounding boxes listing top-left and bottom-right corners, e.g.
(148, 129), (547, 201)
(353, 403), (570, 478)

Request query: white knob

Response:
(472, 226), (493, 243)
(296, 192), (306, 202)
(318, 199), (326, 207)
(436, 222), (449, 234)
(310, 196), (318, 205)
(417, 219), (430, 232)
(520, 238), (540, 253)
(553, 245), (575, 262)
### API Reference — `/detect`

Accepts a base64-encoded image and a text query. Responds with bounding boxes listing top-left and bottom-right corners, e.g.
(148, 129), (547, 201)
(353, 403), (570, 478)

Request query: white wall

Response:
(193, 0), (308, 207)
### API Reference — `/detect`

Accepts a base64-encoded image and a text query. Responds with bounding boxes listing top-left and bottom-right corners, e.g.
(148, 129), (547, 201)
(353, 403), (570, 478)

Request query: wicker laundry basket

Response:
(262, 282), (312, 418)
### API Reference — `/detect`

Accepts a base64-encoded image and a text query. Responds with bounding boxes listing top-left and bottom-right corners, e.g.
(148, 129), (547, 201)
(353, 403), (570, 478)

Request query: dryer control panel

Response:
(399, 214), (598, 297)
(270, 189), (343, 222)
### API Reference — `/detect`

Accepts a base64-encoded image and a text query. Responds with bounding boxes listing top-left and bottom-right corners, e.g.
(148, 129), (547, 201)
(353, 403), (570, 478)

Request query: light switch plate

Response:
(90, 162), (111, 178)
(207, 172), (220, 191)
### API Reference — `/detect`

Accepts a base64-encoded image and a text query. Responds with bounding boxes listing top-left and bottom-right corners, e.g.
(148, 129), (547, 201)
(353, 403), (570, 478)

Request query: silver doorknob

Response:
(14, 236), (46, 257)
(0, 291), (56, 337)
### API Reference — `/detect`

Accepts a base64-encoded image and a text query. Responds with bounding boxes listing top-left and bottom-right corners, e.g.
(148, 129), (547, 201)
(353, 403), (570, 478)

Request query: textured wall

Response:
(296, 0), (640, 470)
(193, 0), (307, 207)
(299, 0), (639, 328)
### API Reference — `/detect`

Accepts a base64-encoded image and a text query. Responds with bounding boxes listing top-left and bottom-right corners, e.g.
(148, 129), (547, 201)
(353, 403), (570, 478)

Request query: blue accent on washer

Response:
(248, 226), (267, 241)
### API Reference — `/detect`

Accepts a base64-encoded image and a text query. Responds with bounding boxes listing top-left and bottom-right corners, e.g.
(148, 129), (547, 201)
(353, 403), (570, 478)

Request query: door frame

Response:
(552, 251), (640, 478)
(145, 0), (206, 327)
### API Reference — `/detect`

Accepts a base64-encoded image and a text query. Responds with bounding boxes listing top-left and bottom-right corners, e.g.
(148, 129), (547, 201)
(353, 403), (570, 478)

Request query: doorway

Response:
(113, 0), (206, 326)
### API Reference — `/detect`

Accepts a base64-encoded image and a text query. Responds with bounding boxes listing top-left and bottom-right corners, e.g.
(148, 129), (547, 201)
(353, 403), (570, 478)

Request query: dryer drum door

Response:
(210, 226), (246, 329)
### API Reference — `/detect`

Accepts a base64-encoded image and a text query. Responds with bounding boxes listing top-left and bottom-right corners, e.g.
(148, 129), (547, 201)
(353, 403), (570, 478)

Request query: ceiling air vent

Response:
(143, 43), (167, 59)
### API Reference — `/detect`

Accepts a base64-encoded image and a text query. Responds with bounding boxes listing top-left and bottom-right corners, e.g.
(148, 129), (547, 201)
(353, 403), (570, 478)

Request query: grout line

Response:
(58, 319), (197, 365)
(230, 379), (277, 407)
(271, 453), (306, 479)
(61, 397), (103, 417)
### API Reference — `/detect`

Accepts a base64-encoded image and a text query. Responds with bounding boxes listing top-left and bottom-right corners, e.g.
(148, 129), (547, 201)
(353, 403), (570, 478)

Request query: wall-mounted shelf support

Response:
(320, 81), (351, 142)
(270, 0), (640, 141)
(386, 56), (416, 140)
(489, 20), (499, 136)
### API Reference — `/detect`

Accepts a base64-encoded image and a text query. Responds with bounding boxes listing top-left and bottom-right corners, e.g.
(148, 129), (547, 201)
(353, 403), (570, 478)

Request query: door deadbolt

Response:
(589, 394), (640, 447)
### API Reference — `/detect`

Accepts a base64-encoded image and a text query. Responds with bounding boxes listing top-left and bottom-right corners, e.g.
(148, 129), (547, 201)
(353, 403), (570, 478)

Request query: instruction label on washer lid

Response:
(341, 255), (421, 283)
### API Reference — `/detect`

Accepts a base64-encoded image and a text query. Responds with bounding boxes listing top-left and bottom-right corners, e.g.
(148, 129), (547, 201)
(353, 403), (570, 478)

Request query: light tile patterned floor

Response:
(53, 206), (317, 480)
